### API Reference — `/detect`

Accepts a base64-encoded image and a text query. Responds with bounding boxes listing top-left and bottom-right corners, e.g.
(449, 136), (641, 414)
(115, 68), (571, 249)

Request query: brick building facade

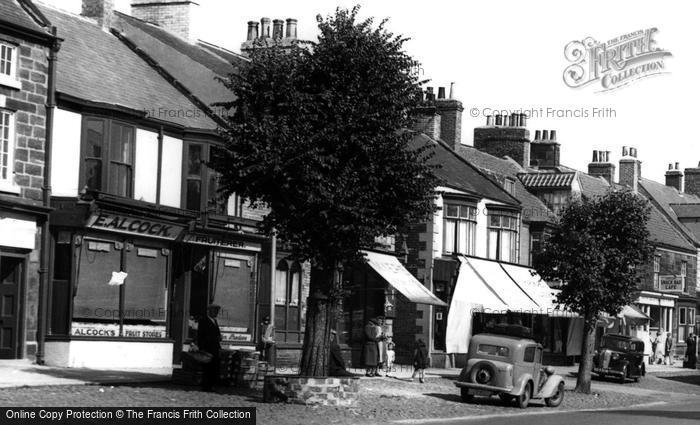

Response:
(0, 0), (56, 360)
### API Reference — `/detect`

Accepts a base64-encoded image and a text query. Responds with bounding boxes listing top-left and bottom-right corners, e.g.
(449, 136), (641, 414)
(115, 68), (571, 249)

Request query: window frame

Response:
(79, 116), (136, 198)
(0, 42), (20, 89)
(487, 209), (520, 263)
(442, 201), (477, 256)
(0, 108), (17, 192)
(681, 261), (687, 293)
(273, 260), (303, 343)
(182, 141), (236, 216)
(653, 255), (661, 290)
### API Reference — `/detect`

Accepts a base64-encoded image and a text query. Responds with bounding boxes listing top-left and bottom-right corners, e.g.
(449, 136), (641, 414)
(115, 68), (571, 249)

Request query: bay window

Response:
(443, 202), (477, 255)
(81, 118), (135, 197)
(487, 210), (519, 263)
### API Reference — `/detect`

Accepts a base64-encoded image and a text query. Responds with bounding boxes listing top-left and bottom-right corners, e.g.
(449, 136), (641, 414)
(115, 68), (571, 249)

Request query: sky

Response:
(40, 0), (700, 183)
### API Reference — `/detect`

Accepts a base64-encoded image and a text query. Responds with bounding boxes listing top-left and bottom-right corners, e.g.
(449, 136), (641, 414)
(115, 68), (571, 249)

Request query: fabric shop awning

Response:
(362, 250), (447, 306)
(446, 256), (572, 353)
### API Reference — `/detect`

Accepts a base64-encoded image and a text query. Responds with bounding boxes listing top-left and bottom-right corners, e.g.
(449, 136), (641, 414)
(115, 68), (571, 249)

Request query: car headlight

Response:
(611, 353), (619, 360)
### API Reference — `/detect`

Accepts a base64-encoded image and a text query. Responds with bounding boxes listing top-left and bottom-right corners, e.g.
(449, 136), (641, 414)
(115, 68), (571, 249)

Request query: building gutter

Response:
(35, 26), (59, 365)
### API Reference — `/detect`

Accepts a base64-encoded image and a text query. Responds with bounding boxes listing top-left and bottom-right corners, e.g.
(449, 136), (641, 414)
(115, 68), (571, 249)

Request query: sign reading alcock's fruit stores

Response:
(659, 275), (683, 293)
(86, 212), (185, 240)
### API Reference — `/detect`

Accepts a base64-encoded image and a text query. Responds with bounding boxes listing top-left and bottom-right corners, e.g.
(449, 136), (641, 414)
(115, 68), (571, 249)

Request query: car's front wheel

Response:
(517, 382), (531, 409)
(545, 381), (565, 407)
(461, 388), (474, 403)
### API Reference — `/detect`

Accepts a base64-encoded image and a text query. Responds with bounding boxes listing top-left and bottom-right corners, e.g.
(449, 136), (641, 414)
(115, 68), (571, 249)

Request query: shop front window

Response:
(487, 211), (519, 263)
(679, 307), (696, 343)
(211, 252), (255, 344)
(71, 236), (169, 338)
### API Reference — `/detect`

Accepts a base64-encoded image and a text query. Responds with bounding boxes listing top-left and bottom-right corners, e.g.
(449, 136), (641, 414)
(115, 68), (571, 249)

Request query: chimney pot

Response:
(519, 113), (527, 127)
(486, 115), (494, 126)
(246, 21), (258, 40)
(437, 87), (446, 99)
(510, 113), (519, 127)
(605, 151), (610, 162)
(622, 146), (629, 157)
(550, 130), (557, 141)
(675, 162), (680, 170)
(260, 17), (271, 38)
(449, 82), (455, 99)
(272, 19), (284, 39)
(542, 130), (549, 140)
(534, 130), (541, 140)
(669, 163), (673, 170)
(495, 114), (503, 126)
(285, 18), (298, 38)
(631, 147), (638, 158)
(592, 151), (599, 162)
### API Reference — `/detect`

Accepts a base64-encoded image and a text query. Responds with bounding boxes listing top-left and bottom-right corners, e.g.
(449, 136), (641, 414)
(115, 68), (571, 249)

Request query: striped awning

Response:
(518, 172), (576, 189)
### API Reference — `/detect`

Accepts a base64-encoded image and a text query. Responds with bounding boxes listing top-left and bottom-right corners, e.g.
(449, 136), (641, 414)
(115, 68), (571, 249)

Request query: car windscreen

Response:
(477, 344), (510, 357)
(601, 337), (630, 351)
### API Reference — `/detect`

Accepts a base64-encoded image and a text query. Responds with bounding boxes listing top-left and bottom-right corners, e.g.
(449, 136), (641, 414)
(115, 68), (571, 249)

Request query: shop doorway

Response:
(0, 256), (24, 359)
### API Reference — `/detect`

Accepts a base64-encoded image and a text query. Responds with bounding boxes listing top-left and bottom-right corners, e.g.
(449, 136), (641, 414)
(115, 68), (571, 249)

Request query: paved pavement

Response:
(0, 359), (170, 388)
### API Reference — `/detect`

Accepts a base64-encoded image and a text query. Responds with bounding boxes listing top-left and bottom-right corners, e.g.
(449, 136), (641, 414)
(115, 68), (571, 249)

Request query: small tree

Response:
(212, 6), (439, 376)
(535, 190), (653, 393)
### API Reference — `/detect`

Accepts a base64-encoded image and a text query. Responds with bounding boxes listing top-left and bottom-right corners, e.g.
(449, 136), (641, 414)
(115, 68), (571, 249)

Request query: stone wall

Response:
(263, 375), (359, 406)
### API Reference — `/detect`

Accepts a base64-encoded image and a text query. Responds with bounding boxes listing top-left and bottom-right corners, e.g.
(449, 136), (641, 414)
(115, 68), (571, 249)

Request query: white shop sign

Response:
(71, 323), (166, 338)
(0, 217), (36, 250)
(221, 332), (252, 343)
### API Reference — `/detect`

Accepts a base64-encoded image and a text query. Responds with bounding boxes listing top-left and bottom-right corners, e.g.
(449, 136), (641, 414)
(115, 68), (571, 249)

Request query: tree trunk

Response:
(298, 262), (342, 377)
(575, 310), (597, 394)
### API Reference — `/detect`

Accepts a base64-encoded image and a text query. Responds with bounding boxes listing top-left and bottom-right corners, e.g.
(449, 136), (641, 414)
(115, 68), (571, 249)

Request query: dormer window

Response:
(504, 178), (515, 195)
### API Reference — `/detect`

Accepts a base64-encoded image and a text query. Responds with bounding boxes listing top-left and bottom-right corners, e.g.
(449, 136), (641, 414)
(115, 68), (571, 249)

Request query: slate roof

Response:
(639, 178), (700, 246)
(670, 203), (700, 219)
(411, 135), (519, 207)
(518, 172), (576, 189)
(38, 4), (217, 130)
(0, 0), (50, 36)
(456, 145), (554, 223)
(577, 173), (611, 196)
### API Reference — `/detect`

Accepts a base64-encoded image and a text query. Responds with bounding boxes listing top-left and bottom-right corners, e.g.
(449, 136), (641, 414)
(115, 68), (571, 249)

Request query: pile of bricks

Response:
(263, 376), (360, 406)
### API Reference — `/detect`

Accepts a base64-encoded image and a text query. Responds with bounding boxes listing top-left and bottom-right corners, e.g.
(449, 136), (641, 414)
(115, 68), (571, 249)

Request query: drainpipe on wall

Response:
(269, 229), (276, 327)
(36, 26), (59, 365)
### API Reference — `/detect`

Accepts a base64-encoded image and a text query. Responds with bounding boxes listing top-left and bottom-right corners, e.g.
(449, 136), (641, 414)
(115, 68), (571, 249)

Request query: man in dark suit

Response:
(197, 304), (222, 392)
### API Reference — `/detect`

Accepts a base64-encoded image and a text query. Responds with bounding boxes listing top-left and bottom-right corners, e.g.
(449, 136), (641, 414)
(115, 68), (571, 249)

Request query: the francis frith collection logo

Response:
(563, 28), (672, 92)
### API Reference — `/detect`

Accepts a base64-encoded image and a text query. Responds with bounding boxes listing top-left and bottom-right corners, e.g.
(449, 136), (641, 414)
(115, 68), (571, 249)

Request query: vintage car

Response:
(593, 333), (646, 383)
(454, 326), (566, 408)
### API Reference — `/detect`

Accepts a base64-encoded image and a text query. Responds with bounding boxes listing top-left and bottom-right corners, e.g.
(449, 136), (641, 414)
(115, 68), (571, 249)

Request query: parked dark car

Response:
(593, 333), (646, 383)
(454, 326), (565, 408)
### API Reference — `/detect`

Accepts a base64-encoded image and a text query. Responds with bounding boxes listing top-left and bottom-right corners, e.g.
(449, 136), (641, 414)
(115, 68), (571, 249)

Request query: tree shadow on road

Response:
(423, 392), (546, 409)
(656, 374), (700, 387)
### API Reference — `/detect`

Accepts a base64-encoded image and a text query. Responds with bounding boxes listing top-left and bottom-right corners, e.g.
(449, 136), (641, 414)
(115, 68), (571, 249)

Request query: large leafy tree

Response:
(535, 190), (653, 393)
(212, 6), (439, 376)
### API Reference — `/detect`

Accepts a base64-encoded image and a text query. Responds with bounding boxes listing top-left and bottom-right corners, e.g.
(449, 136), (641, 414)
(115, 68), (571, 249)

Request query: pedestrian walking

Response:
(650, 331), (661, 364)
(411, 339), (429, 383)
(197, 304), (222, 392)
(664, 332), (673, 365)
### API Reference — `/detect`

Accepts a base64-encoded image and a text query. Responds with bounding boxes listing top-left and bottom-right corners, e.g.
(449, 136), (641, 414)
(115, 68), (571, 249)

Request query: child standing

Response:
(411, 339), (429, 383)
(385, 338), (395, 377)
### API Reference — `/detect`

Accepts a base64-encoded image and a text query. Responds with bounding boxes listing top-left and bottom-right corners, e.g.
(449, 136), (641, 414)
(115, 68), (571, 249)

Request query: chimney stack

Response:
(435, 85), (463, 149)
(530, 129), (560, 168)
(474, 113), (530, 167)
(131, 0), (197, 40)
(82, 0), (114, 29)
(588, 149), (615, 184)
(684, 162), (700, 197)
(665, 162), (683, 192)
(619, 146), (641, 192)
